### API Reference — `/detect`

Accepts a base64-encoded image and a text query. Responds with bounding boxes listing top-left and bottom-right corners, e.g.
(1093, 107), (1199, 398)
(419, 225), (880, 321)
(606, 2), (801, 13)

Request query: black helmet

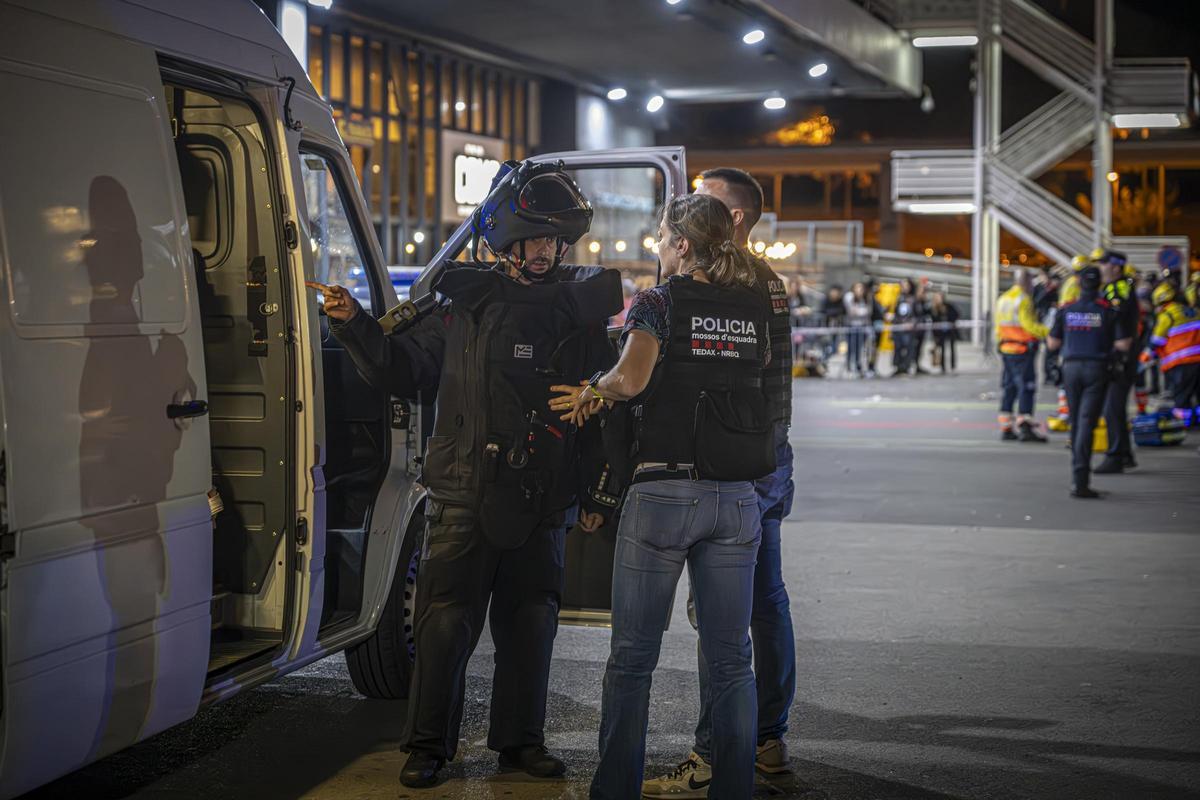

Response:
(474, 160), (593, 259)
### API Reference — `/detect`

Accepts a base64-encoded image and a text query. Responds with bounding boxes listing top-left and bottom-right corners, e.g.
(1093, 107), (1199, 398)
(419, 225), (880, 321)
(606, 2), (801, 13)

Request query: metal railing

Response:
(1111, 236), (1191, 270)
(891, 149), (976, 207)
(1109, 58), (1195, 115)
(997, 91), (1094, 178)
(986, 159), (1095, 260)
(998, 0), (1096, 95)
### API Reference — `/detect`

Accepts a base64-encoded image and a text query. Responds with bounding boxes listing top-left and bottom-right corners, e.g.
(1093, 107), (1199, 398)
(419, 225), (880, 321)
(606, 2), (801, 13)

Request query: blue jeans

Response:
(695, 423), (796, 758)
(1000, 350), (1038, 417)
(591, 480), (761, 800)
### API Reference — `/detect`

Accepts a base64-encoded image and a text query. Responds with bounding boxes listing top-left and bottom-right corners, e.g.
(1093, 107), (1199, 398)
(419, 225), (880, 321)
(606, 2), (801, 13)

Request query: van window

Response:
(0, 67), (187, 331)
(301, 154), (374, 312)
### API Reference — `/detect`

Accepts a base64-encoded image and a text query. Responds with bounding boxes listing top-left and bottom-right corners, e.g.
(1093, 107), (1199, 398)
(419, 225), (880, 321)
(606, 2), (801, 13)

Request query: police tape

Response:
(789, 320), (988, 338)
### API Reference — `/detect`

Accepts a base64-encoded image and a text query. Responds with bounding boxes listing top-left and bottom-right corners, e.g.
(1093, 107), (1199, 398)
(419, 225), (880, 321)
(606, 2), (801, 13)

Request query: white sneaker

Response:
(641, 751), (712, 798)
(755, 738), (791, 774)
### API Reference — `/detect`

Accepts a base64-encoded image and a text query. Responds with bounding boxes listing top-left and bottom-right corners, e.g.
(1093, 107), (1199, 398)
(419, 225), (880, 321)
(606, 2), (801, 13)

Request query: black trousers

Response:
(1103, 358), (1137, 460)
(402, 502), (566, 759)
(1064, 360), (1110, 488)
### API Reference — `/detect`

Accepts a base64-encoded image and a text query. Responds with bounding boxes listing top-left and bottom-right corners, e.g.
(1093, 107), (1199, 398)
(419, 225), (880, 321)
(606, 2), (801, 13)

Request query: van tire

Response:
(346, 520), (421, 699)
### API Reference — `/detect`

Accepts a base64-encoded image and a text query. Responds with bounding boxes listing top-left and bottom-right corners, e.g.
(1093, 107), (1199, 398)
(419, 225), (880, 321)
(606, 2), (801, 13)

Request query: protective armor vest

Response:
(428, 265), (621, 547)
(632, 276), (774, 481)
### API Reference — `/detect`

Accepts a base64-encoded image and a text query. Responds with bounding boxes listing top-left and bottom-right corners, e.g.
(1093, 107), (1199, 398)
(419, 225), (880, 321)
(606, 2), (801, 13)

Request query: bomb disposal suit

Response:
(329, 162), (620, 770)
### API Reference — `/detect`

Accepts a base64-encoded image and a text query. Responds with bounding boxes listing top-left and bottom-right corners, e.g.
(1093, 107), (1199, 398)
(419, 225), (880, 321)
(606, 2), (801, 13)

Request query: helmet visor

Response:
(517, 173), (589, 216)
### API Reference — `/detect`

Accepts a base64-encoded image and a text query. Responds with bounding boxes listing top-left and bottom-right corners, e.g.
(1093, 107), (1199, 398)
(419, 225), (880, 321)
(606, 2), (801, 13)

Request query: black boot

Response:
(1000, 428), (1019, 441)
(400, 751), (446, 788)
(498, 745), (566, 778)
(1122, 454), (1138, 469)
(1018, 422), (1047, 443)
(1071, 485), (1101, 498)
(1094, 456), (1124, 474)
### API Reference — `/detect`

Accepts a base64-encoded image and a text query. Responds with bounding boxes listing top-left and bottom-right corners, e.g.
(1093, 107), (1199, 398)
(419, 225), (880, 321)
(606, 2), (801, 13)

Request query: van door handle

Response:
(167, 400), (209, 419)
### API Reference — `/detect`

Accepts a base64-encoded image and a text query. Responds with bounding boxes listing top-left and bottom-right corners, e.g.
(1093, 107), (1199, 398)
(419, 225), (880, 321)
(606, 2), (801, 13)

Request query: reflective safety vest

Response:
(1152, 301), (1200, 372)
(994, 286), (1048, 355)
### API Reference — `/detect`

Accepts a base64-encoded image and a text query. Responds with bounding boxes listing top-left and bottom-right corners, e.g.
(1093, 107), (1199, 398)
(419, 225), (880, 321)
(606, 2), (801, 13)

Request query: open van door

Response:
(0, 12), (213, 795)
(398, 147), (688, 628)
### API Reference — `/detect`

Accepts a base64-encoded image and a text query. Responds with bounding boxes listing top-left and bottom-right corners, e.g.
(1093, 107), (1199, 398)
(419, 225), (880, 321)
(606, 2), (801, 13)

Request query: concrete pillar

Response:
(971, 0), (1001, 343)
(1090, 0), (1114, 249)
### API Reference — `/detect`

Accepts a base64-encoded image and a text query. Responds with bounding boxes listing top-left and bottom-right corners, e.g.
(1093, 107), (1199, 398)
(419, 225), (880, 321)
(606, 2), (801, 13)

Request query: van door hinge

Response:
(295, 518), (308, 547)
(0, 531), (15, 563)
(284, 220), (298, 250)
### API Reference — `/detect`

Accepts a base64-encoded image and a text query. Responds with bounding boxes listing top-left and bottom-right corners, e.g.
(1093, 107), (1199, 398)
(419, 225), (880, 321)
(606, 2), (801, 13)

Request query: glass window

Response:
(407, 51), (420, 116)
(486, 72), (497, 136)
(350, 35), (365, 108)
(308, 26), (324, 96)
(514, 80), (526, 144)
(424, 57), (438, 121)
(527, 80), (541, 148)
(568, 165), (664, 275)
(454, 62), (468, 130)
(301, 153), (374, 311)
(369, 41), (384, 112)
(500, 77), (512, 141)
(471, 68), (484, 134)
(440, 58), (453, 126)
(329, 33), (344, 101)
(388, 49), (404, 116)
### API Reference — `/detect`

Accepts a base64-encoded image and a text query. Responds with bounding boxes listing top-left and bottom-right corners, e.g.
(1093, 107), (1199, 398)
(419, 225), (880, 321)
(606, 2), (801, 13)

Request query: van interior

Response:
(165, 80), (389, 675)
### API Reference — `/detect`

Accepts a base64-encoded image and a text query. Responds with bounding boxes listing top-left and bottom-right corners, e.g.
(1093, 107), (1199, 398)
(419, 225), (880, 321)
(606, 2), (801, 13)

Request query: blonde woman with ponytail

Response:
(550, 193), (773, 800)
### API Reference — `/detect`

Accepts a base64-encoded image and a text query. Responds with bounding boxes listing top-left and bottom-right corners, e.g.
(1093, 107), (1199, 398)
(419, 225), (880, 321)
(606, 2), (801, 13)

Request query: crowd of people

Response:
(787, 275), (964, 378)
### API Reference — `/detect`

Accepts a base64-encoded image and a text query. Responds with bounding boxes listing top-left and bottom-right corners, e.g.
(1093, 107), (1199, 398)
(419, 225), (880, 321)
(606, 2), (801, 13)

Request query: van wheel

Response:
(346, 521), (421, 699)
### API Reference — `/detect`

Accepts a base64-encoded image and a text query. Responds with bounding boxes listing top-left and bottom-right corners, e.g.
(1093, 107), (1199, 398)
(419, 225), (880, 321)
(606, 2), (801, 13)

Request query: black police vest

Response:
(633, 276), (775, 482)
(435, 265), (621, 546)
(1060, 296), (1116, 362)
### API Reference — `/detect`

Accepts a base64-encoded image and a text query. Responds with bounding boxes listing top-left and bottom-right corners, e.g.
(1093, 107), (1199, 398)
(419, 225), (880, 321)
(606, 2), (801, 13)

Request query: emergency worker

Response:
(554, 193), (772, 800)
(1186, 270), (1200, 310)
(1094, 250), (1141, 473)
(630, 167), (797, 796)
(1047, 266), (1131, 498)
(1049, 255), (1091, 429)
(1150, 282), (1200, 425)
(994, 269), (1049, 441)
(309, 161), (620, 788)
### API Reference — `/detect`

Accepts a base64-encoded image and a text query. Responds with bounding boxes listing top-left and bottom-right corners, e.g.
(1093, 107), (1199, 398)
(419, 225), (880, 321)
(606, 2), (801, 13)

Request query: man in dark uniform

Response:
(1046, 266), (1132, 498)
(1094, 250), (1140, 474)
(308, 161), (620, 788)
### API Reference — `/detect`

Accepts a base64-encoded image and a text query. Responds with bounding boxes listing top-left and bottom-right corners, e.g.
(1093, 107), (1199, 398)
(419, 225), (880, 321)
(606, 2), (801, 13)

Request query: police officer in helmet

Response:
(308, 160), (620, 788)
(1046, 265), (1132, 498)
(1093, 249), (1141, 474)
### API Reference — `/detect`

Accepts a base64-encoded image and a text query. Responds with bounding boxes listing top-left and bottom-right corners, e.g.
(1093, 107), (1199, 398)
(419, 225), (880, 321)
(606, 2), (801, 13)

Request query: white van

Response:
(0, 1), (686, 795)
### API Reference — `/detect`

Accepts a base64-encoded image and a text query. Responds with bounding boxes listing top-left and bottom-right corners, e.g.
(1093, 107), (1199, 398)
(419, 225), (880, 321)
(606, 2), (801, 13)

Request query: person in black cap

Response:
(1046, 265), (1132, 498)
(308, 160), (620, 787)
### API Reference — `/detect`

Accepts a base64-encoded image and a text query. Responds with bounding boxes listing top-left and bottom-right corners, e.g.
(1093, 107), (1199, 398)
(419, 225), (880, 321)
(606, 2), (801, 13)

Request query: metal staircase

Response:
(885, 0), (1193, 328)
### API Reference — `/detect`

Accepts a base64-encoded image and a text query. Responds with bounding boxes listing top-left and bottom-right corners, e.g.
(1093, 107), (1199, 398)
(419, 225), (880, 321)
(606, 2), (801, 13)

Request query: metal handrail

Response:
(997, 91), (1093, 177)
(999, 0), (1095, 89)
(987, 160), (1094, 256)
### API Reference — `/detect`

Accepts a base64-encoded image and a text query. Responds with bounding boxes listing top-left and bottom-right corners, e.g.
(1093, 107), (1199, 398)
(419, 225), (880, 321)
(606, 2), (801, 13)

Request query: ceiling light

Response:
(808, 63), (828, 78)
(666, 0), (684, 4)
(588, 241), (602, 254)
(912, 35), (978, 47)
(607, 87), (627, 101)
(615, 240), (627, 253)
(905, 202), (978, 214)
(307, 0), (333, 8)
(743, 29), (765, 45)
(646, 95), (664, 113)
(643, 236), (656, 250)
(1106, 171), (1119, 182)
(763, 97), (786, 110)
(454, 100), (466, 112)
(1112, 113), (1184, 129)
(413, 231), (425, 243)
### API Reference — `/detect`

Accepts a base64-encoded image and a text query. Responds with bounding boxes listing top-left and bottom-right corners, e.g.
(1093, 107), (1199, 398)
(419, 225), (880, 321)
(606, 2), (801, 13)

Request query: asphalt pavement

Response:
(27, 345), (1200, 800)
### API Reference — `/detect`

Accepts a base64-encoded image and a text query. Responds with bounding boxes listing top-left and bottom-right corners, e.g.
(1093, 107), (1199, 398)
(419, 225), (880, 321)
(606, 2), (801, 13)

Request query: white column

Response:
(1090, 0), (1113, 249)
(971, 0), (1002, 343)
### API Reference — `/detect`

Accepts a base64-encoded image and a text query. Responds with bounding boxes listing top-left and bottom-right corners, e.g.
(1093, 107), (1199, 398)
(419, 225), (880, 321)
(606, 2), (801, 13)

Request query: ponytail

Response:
(663, 194), (758, 289)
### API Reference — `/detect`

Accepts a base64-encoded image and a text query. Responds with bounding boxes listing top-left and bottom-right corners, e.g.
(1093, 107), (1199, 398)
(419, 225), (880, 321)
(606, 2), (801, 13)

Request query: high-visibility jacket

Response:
(1151, 301), (1200, 371)
(1059, 274), (1080, 307)
(995, 286), (1048, 355)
